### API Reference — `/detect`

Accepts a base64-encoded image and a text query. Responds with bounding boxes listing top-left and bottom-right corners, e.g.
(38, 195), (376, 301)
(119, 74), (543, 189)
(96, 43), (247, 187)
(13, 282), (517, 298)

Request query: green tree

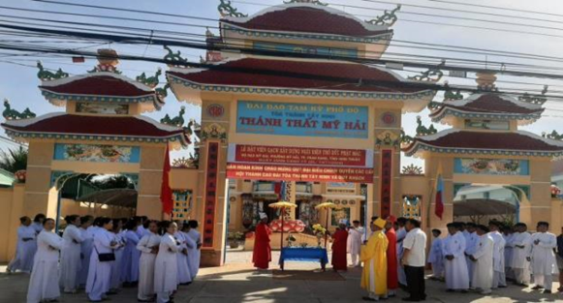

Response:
(0, 146), (27, 173)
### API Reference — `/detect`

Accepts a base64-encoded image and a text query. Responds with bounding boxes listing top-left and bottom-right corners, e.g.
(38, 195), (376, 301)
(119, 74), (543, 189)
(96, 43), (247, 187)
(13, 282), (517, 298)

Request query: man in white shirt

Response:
(511, 223), (532, 286)
(530, 221), (558, 294)
(489, 221), (506, 289)
(401, 218), (427, 302)
(469, 225), (494, 295)
(347, 220), (364, 267)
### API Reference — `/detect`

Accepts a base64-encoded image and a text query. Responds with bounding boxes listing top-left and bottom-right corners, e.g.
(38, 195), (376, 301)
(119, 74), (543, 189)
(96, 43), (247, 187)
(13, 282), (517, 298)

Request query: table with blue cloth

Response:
(279, 247), (329, 271)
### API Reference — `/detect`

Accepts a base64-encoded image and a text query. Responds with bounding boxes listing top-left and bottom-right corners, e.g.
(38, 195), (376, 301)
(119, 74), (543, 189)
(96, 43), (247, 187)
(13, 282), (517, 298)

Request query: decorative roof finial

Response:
(408, 59), (445, 82)
(366, 4), (401, 27)
(475, 71), (497, 91)
(3, 99), (36, 120)
(37, 61), (69, 81)
(88, 49), (121, 74)
(284, 0), (328, 6)
(160, 106), (186, 127)
(163, 45), (189, 67)
(519, 85), (548, 105)
(136, 68), (162, 88)
(415, 116), (437, 136)
(218, 0), (248, 18)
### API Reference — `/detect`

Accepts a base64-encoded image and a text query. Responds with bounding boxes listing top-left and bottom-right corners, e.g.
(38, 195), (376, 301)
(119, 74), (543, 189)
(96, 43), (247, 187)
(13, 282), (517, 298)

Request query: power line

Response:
(425, 0), (563, 19)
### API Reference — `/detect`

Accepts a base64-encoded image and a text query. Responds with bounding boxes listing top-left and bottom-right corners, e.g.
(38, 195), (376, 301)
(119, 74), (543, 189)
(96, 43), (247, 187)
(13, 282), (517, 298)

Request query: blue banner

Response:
(236, 101), (369, 138)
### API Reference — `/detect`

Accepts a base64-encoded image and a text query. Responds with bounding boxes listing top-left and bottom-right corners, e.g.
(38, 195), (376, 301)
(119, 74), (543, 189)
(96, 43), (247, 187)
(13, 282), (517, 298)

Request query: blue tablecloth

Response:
(279, 247), (328, 269)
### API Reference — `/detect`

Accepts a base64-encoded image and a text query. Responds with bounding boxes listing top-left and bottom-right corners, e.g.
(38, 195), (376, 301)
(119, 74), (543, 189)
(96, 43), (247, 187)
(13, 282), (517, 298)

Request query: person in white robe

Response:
(347, 220), (363, 267)
(181, 223), (197, 279)
(463, 223), (478, 286)
(110, 219), (126, 293)
(503, 227), (515, 281)
(7, 216), (35, 273)
(175, 222), (192, 285)
(86, 218), (121, 302)
(396, 217), (407, 286)
(530, 221), (558, 293)
(187, 220), (202, 279)
(511, 223), (532, 286)
(123, 221), (141, 285)
(26, 218), (63, 303)
(60, 215), (84, 293)
(427, 229), (444, 280)
(30, 214), (46, 265)
(469, 225), (494, 295)
(155, 221), (180, 303)
(488, 221), (506, 289)
(78, 216), (94, 288)
(442, 223), (469, 292)
(137, 221), (161, 302)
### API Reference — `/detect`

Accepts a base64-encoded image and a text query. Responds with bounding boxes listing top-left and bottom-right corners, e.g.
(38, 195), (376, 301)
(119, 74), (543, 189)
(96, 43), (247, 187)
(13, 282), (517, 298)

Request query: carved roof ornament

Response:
(542, 130), (563, 141)
(408, 60), (445, 82)
(3, 99), (36, 120)
(402, 164), (423, 175)
(442, 82), (464, 102)
(37, 61), (69, 81)
(172, 154), (199, 169)
(136, 68), (161, 89)
(366, 4), (401, 27)
(160, 106), (186, 127)
(284, 0), (328, 6)
(415, 116), (437, 136)
(156, 83), (170, 99)
(88, 49), (122, 74)
(519, 85), (548, 105)
(163, 45), (189, 68)
(218, 0), (248, 18)
(475, 71), (498, 92)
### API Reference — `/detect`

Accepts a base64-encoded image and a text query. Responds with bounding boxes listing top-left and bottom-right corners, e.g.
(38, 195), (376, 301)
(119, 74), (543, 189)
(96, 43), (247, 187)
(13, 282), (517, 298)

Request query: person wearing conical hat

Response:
(253, 213), (272, 270)
(361, 218), (389, 301)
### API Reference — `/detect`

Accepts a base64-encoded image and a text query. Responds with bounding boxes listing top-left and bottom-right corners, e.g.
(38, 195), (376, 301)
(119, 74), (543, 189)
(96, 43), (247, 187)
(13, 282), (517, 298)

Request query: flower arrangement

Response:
(312, 224), (327, 248)
(551, 184), (561, 198)
(269, 219), (306, 233)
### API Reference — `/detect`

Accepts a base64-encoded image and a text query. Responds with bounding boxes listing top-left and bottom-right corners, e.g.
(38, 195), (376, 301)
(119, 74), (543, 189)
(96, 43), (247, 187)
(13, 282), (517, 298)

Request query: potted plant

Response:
(228, 231), (244, 249)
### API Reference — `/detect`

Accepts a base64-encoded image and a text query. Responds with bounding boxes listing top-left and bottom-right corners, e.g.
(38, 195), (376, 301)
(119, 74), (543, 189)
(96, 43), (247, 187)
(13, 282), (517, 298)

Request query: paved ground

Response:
(1, 250), (563, 303)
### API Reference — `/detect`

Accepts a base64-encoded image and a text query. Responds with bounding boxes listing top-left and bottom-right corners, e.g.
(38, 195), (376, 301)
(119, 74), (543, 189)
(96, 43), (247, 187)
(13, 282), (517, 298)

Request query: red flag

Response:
(160, 146), (173, 215)
(434, 164), (444, 220)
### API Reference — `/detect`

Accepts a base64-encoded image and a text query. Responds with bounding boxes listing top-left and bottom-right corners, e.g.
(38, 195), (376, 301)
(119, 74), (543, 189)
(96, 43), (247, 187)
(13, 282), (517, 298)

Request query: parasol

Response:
(269, 201), (297, 248)
(315, 202), (337, 248)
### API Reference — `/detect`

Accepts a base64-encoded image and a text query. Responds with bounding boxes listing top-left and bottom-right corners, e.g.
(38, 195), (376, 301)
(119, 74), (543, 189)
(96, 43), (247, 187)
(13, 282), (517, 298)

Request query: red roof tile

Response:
(222, 6), (390, 37)
(40, 75), (154, 97)
(2, 114), (187, 141)
(168, 58), (424, 93)
(432, 94), (543, 116)
(405, 130), (563, 153)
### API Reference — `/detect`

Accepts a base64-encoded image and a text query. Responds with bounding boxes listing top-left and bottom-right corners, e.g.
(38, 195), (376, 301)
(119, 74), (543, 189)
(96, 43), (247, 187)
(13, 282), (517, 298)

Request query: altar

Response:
(278, 247), (329, 271)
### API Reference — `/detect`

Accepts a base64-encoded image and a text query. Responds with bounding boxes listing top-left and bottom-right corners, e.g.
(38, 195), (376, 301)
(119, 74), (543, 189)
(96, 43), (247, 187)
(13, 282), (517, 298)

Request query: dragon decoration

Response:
(160, 106), (186, 128)
(543, 130), (563, 141)
(366, 5), (401, 27)
(519, 85), (549, 105)
(218, 0), (247, 18)
(163, 45), (189, 68)
(375, 130), (414, 148)
(37, 61), (69, 81)
(3, 99), (36, 120)
(402, 164), (423, 175)
(408, 60), (445, 82)
(415, 116), (437, 136)
(284, 0), (328, 5)
(136, 68), (161, 89)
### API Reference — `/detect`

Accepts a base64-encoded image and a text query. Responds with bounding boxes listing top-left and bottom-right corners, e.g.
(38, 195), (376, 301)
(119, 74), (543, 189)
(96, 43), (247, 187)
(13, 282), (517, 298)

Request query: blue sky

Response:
(2, 0), (563, 171)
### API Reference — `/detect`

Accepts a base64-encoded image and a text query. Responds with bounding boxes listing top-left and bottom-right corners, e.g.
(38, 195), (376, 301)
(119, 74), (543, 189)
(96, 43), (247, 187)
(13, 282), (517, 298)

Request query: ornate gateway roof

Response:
(2, 113), (190, 149)
(430, 93), (544, 125)
(220, 3), (392, 40)
(167, 58), (435, 112)
(403, 129), (563, 157)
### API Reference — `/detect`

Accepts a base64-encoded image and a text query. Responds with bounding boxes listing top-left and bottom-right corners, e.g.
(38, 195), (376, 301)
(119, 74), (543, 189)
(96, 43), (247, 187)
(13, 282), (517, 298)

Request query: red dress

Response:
(252, 222), (272, 269)
(331, 229), (348, 271)
(386, 228), (399, 290)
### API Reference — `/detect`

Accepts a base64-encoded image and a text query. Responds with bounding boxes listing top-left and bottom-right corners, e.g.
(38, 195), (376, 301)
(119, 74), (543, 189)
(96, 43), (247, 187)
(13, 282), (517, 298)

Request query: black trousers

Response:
(405, 265), (426, 300)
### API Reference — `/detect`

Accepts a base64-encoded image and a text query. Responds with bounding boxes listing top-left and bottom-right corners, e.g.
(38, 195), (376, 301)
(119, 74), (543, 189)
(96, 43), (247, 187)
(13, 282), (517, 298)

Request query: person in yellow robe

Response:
(361, 218), (389, 301)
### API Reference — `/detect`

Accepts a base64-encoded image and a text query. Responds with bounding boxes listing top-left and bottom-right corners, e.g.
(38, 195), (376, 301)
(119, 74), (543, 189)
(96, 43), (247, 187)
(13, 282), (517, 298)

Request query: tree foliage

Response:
(0, 146), (27, 173)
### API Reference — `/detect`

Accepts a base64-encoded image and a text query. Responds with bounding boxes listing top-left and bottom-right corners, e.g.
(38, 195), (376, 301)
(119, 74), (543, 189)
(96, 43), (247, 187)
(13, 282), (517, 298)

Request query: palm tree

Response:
(0, 146), (28, 173)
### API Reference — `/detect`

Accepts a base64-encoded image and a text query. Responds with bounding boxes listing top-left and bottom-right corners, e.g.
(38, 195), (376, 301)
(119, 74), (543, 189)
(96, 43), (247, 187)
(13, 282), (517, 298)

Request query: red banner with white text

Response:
(227, 144), (374, 183)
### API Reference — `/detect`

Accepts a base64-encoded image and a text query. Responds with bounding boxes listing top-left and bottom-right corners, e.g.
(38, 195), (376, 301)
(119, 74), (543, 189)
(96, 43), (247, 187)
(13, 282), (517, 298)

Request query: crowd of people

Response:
(8, 214), (201, 303)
